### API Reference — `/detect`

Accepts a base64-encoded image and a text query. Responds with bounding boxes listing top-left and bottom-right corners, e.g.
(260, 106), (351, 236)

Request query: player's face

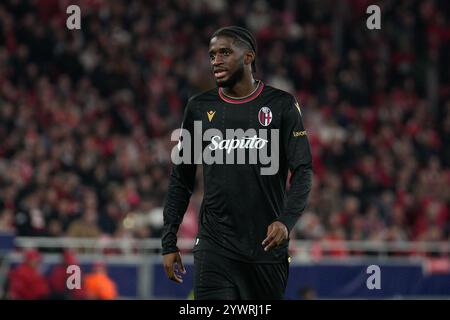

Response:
(209, 36), (246, 88)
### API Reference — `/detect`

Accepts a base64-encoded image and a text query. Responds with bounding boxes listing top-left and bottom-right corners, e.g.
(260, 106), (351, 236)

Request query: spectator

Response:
(83, 261), (118, 300)
(47, 250), (85, 300)
(297, 286), (317, 300)
(7, 249), (50, 299)
(66, 209), (101, 238)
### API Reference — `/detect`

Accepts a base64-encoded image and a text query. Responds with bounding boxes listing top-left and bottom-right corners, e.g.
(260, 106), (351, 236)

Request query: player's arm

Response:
(161, 101), (197, 283)
(263, 96), (313, 251)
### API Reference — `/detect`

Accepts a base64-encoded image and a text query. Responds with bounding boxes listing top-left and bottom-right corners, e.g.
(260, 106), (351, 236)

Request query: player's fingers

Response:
(279, 223), (288, 240)
(266, 223), (274, 236)
(266, 229), (288, 251)
(273, 224), (287, 244)
(274, 231), (286, 246)
(163, 258), (183, 283)
(164, 263), (174, 279)
(264, 237), (278, 251)
(171, 272), (183, 283)
(169, 265), (183, 284)
(176, 255), (186, 274)
(262, 228), (276, 246)
(264, 228), (281, 250)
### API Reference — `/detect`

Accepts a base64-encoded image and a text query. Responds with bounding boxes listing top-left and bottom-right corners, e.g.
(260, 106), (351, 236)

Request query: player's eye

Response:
(221, 49), (231, 56)
(209, 54), (215, 61)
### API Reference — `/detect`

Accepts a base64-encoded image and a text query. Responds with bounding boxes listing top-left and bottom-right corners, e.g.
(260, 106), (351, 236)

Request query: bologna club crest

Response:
(258, 107), (273, 126)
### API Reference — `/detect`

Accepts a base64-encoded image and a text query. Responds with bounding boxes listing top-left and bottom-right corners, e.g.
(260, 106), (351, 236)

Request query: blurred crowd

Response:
(0, 0), (449, 253)
(3, 248), (117, 299)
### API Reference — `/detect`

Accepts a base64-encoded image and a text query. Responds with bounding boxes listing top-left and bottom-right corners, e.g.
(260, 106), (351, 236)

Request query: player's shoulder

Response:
(263, 84), (303, 117)
(187, 88), (218, 105)
(263, 84), (297, 103)
(263, 84), (301, 114)
(184, 88), (218, 116)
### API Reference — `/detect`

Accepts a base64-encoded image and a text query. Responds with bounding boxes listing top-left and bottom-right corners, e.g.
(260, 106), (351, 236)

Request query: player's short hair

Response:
(212, 26), (257, 72)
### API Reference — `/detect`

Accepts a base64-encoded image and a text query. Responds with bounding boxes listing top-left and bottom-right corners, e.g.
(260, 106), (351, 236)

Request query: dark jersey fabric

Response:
(162, 81), (313, 263)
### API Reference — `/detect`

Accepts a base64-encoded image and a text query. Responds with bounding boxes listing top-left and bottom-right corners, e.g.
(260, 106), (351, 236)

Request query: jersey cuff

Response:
(161, 246), (179, 255)
(276, 215), (298, 234)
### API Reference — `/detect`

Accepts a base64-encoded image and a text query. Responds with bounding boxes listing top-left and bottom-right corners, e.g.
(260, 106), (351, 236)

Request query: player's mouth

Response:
(214, 69), (228, 79)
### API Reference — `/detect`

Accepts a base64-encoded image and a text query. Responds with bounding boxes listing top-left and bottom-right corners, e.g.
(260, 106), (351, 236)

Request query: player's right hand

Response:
(163, 251), (186, 284)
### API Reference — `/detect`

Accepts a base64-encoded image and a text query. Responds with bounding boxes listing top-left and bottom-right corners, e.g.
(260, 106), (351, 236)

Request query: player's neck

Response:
(222, 75), (257, 98)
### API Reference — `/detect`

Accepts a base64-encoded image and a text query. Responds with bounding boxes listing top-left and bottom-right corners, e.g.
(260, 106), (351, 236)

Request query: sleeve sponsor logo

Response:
(293, 130), (307, 137)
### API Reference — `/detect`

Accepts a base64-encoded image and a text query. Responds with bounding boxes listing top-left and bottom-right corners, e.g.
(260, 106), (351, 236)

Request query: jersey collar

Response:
(218, 80), (264, 104)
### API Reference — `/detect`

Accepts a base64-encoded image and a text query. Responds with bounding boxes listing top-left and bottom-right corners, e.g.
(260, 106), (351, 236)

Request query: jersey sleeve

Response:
(161, 101), (198, 255)
(277, 96), (313, 233)
(280, 96), (312, 173)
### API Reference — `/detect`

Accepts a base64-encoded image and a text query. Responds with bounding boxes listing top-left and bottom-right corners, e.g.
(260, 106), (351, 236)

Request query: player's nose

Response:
(212, 55), (224, 66)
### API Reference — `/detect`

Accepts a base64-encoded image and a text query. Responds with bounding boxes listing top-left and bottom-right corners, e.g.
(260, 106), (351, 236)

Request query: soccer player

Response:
(162, 26), (313, 299)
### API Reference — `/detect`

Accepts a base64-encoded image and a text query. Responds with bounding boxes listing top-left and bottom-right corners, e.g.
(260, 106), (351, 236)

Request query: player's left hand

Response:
(262, 221), (289, 251)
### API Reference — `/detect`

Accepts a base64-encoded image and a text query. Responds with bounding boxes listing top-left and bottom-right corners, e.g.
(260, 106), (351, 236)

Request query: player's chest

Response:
(196, 103), (282, 131)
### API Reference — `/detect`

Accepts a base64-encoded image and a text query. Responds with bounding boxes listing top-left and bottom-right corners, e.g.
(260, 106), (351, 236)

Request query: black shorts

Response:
(193, 249), (289, 300)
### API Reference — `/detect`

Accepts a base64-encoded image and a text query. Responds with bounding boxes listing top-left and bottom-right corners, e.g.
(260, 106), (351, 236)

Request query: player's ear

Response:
(244, 50), (255, 67)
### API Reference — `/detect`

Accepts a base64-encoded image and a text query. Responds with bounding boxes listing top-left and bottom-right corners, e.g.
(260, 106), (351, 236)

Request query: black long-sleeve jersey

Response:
(162, 81), (313, 263)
